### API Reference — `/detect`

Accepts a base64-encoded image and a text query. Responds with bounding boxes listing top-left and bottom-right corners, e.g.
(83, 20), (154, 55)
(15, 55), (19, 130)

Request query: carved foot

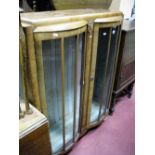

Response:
(109, 108), (114, 115)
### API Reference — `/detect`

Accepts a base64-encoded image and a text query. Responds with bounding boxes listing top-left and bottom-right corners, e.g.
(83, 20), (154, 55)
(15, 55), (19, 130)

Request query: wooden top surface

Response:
(19, 104), (48, 139)
(21, 9), (123, 27)
(33, 20), (88, 32)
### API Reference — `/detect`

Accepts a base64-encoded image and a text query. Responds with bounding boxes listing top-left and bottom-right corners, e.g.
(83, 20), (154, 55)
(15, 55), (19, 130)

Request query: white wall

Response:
(110, 0), (121, 10)
(110, 0), (134, 19)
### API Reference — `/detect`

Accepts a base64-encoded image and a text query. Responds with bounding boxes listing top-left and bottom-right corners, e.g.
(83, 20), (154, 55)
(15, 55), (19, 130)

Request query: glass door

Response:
(33, 21), (87, 154)
(87, 19), (122, 126)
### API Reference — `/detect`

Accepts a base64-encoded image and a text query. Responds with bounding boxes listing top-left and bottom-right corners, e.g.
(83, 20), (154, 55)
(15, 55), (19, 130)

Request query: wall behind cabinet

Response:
(110, 0), (134, 19)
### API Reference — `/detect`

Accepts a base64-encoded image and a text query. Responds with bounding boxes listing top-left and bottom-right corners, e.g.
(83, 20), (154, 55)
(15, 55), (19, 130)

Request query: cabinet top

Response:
(20, 9), (123, 27)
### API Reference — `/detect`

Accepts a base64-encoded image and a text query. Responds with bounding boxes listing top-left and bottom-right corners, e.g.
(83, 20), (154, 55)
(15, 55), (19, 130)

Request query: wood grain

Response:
(19, 104), (52, 155)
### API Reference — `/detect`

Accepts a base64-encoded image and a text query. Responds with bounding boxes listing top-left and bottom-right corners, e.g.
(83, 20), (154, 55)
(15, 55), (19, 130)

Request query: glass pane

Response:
(76, 33), (85, 134)
(90, 28), (110, 123)
(90, 26), (120, 123)
(64, 36), (76, 143)
(64, 33), (85, 144)
(42, 33), (85, 153)
(102, 26), (119, 115)
(42, 39), (63, 153)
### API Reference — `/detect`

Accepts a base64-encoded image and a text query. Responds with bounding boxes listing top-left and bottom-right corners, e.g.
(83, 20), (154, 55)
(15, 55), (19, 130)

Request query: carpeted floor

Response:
(69, 87), (135, 155)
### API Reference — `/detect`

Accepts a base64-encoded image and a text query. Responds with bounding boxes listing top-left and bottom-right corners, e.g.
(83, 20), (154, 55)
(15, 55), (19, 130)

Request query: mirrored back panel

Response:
(34, 28), (86, 154)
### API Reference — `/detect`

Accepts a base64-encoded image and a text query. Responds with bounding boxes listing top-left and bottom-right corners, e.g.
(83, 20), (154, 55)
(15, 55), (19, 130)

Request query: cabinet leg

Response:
(109, 93), (116, 115)
(127, 82), (134, 98)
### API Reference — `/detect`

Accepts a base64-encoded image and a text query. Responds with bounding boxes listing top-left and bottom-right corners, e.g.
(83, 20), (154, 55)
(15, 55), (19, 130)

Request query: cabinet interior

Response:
(90, 25), (120, 124)
(40, 32), (85, 153)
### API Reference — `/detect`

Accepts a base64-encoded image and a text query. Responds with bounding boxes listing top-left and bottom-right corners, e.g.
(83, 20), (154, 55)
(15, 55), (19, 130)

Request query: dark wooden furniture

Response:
(20, 0), (53, 12)
(110, 19), (135, 114)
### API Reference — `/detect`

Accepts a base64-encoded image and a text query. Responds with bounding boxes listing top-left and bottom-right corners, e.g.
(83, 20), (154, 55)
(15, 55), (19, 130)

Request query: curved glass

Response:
(90, 28), (110, 123)
(103, 26), (120, 115)
(41, 32), (85, 153)
(90, 26), (120, 124)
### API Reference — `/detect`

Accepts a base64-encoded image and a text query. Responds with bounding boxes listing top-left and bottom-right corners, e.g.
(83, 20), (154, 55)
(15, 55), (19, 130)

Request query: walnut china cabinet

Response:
(20, 9), (123, 154)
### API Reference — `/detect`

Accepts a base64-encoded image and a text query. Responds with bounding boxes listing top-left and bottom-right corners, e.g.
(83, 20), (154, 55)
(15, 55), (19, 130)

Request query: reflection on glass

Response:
(64, 33), (85, 143)
(76, 33), (85, 134)
(103, 26), (119, 115)
(64, 36), (76, 143)
(90, 26), (119, 123)
(42, 33), (85, 153)
(42, 39), (63, 153)
(90, 28), (110, 123)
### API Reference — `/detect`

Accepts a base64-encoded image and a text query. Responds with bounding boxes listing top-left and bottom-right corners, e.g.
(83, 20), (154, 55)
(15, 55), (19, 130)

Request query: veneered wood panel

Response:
(20, 123), (51, 155)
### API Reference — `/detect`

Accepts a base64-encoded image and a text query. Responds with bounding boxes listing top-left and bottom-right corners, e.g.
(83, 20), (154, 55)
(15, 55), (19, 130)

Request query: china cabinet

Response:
(20, 9), (123, 154)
